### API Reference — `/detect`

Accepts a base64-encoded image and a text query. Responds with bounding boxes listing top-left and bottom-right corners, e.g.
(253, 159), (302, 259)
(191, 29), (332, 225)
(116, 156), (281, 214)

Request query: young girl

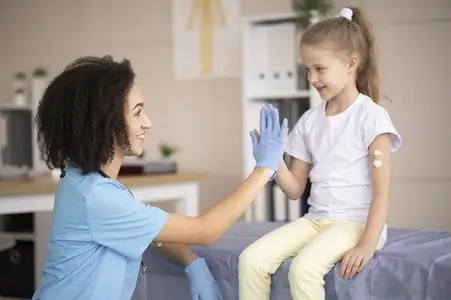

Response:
(31, 56), (287, 300)
(239, 7), (402, 300)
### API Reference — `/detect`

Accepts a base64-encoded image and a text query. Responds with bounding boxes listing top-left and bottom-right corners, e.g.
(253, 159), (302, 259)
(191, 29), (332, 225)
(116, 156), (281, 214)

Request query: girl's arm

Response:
(279, 111), (312, 200)
(358, 133), (392, 248)
(275, 158), (311, 200)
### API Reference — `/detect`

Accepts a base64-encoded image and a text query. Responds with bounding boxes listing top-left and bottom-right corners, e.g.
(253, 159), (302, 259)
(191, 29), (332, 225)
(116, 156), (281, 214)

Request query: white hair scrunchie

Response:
(339, 8), (353, 21)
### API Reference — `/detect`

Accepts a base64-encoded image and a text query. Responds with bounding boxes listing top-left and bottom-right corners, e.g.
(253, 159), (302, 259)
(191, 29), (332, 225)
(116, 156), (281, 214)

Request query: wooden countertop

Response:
(0, 172), (207, 197)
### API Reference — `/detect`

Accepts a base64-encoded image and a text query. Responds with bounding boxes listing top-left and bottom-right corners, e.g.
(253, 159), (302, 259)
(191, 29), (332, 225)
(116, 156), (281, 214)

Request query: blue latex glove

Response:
(185, 257), (223, 300)
(249, 104), (288, 174)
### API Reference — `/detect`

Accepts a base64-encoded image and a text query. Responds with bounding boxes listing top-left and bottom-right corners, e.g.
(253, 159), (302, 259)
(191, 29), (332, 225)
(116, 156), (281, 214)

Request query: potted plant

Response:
(292, 0), (333, 30)
(32, 67), (48, 78)
(157, 141), (178, 171)
(159, 141), (179, 162)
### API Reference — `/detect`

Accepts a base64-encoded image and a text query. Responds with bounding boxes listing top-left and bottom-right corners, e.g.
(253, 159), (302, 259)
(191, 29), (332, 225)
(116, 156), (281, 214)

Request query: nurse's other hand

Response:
(185, 257), (223, 300)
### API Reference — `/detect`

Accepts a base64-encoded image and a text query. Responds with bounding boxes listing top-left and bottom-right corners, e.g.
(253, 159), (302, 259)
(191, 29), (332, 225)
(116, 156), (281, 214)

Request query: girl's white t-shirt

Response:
(286, 94), (402, 241)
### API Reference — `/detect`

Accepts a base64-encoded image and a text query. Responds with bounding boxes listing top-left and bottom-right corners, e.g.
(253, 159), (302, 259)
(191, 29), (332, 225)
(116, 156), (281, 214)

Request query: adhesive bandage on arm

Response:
(372, 150), (384, 168)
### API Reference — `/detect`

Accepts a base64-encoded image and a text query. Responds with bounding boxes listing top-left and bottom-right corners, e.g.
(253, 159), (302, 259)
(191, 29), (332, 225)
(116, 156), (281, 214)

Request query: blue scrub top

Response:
(32, 163), (168, 300)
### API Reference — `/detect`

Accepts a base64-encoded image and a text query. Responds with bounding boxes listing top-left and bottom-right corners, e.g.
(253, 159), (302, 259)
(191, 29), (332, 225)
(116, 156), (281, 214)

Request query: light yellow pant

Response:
(238, 217), (385, 300)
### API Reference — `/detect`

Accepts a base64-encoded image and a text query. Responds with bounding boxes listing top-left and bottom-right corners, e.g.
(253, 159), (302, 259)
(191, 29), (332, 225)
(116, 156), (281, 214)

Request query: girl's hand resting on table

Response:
(340, 243), (376, 280)
(185, 257), (223, 300)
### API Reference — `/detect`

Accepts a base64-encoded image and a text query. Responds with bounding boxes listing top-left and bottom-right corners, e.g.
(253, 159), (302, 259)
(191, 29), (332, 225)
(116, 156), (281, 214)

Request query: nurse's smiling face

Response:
(121, 84), (152, 157)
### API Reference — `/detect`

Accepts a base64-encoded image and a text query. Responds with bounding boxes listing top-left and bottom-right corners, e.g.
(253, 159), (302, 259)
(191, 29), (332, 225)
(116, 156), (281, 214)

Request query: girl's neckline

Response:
(322, 93), (362, 119)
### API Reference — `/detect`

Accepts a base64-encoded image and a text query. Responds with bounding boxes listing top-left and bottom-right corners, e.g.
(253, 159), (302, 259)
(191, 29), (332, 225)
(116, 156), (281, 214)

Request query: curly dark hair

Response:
(34, 55), (135, 174)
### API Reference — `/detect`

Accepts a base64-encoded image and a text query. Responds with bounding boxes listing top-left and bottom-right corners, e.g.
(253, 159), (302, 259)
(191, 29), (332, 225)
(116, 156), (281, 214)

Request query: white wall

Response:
(365, 0), (451, 230)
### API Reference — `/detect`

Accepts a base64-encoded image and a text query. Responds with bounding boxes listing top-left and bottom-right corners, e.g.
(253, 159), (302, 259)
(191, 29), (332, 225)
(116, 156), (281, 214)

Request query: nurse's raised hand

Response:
(249, 104), (288, 173)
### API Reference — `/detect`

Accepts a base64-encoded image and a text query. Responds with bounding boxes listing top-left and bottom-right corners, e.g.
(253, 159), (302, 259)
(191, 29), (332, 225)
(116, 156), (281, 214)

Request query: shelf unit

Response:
(0, 78), (49, 299)
(241, 13), (322, 222)
(0, 77), (48, 173)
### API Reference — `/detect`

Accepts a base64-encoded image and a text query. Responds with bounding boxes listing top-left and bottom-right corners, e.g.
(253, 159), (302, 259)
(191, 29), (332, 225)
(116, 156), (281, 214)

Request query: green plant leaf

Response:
(33, 67), (48, 77)
(159, 142), (179, 158)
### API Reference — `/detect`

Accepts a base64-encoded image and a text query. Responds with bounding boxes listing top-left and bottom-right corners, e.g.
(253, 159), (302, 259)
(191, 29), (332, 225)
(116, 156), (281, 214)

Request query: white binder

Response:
(249, 24), (270, 97)
(266, 22), (297, 96)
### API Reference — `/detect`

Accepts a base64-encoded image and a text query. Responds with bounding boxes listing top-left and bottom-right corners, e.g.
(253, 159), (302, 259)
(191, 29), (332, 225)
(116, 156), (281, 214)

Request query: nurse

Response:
(31, 56), (287, 300)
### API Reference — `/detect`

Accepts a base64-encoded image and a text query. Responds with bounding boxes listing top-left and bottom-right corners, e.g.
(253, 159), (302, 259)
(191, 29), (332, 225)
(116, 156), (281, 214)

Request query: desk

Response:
(0, 172), (207, 215)
(0, 172), (207, 290)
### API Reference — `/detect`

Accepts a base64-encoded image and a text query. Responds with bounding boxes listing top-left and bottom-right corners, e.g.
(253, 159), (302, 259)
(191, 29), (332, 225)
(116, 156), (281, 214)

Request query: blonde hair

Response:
(300, 7), (381, 103)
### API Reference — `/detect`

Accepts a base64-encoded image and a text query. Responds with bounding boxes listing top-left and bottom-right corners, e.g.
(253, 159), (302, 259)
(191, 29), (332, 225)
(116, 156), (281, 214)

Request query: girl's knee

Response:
(288, 258), (324, 284)
(289, 260), (309, 282)
(238, 244), (274, 275)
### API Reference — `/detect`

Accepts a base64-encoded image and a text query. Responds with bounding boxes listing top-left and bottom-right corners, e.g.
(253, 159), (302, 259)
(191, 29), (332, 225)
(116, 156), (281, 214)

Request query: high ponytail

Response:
(300, 7), (382, 103)
(350, 7), (381, 103)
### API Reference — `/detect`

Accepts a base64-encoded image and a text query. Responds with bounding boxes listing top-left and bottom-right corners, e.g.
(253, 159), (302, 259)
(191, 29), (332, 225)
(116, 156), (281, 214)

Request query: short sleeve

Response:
(362, 105), (402, 152)
(86, 181), (168, 259)
(285, 114), (312, 164)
